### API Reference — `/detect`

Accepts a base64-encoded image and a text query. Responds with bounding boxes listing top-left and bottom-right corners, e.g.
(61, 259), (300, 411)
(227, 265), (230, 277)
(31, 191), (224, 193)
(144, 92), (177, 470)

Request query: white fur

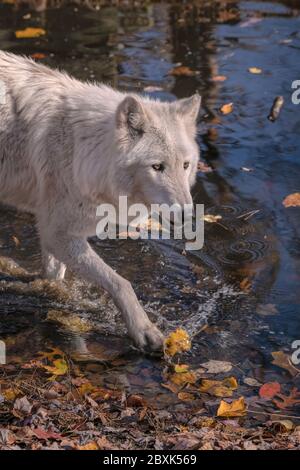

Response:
(0, 51), (201, 351)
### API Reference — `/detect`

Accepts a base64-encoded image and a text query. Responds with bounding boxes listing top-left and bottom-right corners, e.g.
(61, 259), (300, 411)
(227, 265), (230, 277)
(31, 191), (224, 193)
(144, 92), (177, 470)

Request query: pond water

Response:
(0, 0), (299, 415)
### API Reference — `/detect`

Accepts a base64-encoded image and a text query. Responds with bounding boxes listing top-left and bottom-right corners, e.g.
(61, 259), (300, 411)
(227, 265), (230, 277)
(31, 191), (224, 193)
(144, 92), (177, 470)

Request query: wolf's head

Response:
(114, 94), (201, 209)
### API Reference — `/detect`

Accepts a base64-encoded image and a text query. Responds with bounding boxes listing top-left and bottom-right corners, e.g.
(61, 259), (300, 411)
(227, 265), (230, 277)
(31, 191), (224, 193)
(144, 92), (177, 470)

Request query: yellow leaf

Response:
(15, 27), (46, 39)
(164, 328), (191, 357)
(78, 442), (98, 450)
(282, 193), (300, 208)
(174, 364), (189, 373)
(199, 377), (238, 397)
(248, 67), (262, 74)
(217, 397), (247, 417)
(3, 388), (18, 401)
(43, 358), (68, 379)
(170, 371), (197, 387)
(220, 103), (233, 115)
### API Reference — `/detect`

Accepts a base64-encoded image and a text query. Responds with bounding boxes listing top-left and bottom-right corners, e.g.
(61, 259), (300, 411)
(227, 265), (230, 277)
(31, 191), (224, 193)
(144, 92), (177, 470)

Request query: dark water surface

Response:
(0, 0), (299, 413)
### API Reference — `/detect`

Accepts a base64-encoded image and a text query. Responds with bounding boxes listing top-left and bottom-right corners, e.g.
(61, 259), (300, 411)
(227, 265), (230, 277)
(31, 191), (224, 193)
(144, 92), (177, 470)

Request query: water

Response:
(0, 0), (299, 410)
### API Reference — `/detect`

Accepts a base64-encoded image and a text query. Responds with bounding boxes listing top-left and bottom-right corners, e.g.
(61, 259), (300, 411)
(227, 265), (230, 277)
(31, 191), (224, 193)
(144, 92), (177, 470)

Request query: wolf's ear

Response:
(116, 96), (146, 137)
(175, 94), (201, 121)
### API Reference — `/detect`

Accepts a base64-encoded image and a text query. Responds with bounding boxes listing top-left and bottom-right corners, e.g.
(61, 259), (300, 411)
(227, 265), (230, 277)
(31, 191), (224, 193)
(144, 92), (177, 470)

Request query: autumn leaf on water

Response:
(174, 364), (190, 373)
(15, 27), (46, 39)
(273, 388), (300, 410)
(164, 328), (191, 357)
(271, 351), (299, 377)
(199, 377), (238, 397)
(200, 360), (232, 374)
(30, 52), (46, 60)
(169, 370), (197, 387)
(219, 103), (234, 115)
(217, 397), (247, 418)
(282, 193), (300, 208)
(248, 67), (262, 74)
(259, 382), (281, 399)
(203, 214), (222, 223)
(43, 358), (68, 380)
(168, 66), (198, 77)
(212, 75), (227, 82)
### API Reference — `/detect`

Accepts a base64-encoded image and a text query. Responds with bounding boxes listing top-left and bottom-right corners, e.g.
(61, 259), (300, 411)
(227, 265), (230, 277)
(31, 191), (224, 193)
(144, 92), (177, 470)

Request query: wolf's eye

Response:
(152, 163), (165, 172)
(183, 162), (190, 170)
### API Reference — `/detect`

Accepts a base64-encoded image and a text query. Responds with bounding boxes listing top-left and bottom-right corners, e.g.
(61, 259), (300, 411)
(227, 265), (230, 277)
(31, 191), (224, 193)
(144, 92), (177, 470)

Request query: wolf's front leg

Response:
(41, 233), (164, 352)
(42, 249), (66, 280)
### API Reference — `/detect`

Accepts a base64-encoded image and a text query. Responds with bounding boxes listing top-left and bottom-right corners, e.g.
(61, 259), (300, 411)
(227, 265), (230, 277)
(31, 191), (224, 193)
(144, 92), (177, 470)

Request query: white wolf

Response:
(0, 51), (201, 352)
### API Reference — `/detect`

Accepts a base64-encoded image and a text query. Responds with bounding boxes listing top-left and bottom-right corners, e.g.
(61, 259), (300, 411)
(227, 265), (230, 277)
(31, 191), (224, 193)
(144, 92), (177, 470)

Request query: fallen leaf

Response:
(164, 328), (191, 357)
(240, 277), (252, 293)
(271, 420), (294, 432)
(282, 193), (300, 208)
(78, 441), (98, 450)
(273, 388), (300, 410)
(178, 392), (195, 401)
(174, 364), (189, 373)
(30, 52), (46, 60)
(32, 428), (63, 441)
(243, 377), (261, 387)
(43, 358), (68, 379)
(127, 394), (147, 408)
(248, 67), (262, 74)
(271, 351), (299, 376)
(12, 235), (20, 247)
(13, 396), (32, 417)
(219, 103), (233, 115)
(169, 370), (197, 387)
(259, 382), (281, 399)
(268, 96), (284, 122)
(15, 27), (46, 39)
(199, 377), (238, 397)
(168, 65), (197, 77)
(217, 397), (247, 418)
(203, 214), (222, 223)
(200, 360), (232, 374)
(212, 75), (227, 82)
(256, 303), (278, 316)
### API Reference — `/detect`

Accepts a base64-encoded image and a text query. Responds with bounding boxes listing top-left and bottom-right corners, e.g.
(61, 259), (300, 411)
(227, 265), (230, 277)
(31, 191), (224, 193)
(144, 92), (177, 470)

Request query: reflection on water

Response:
(0, 0), (299, 406)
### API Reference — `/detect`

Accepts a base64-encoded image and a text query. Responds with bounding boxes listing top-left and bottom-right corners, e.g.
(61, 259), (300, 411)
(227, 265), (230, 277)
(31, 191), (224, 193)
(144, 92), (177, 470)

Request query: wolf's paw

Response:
(132, 323), (164, 354)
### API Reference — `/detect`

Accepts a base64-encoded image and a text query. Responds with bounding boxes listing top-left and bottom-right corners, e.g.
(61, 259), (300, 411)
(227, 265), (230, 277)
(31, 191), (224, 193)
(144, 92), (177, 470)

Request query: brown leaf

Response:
(282, 193), (300, 208)
(200, 360), (232, 374)
(168, 65), (197, 77)
(127, 394), (147, 408)
(199, 377), (238, 397)
(30, 53), (46, 60)
(273, 388), (300, 410)
(271, 351), (299, 376)
(32, 428), (63, 441)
